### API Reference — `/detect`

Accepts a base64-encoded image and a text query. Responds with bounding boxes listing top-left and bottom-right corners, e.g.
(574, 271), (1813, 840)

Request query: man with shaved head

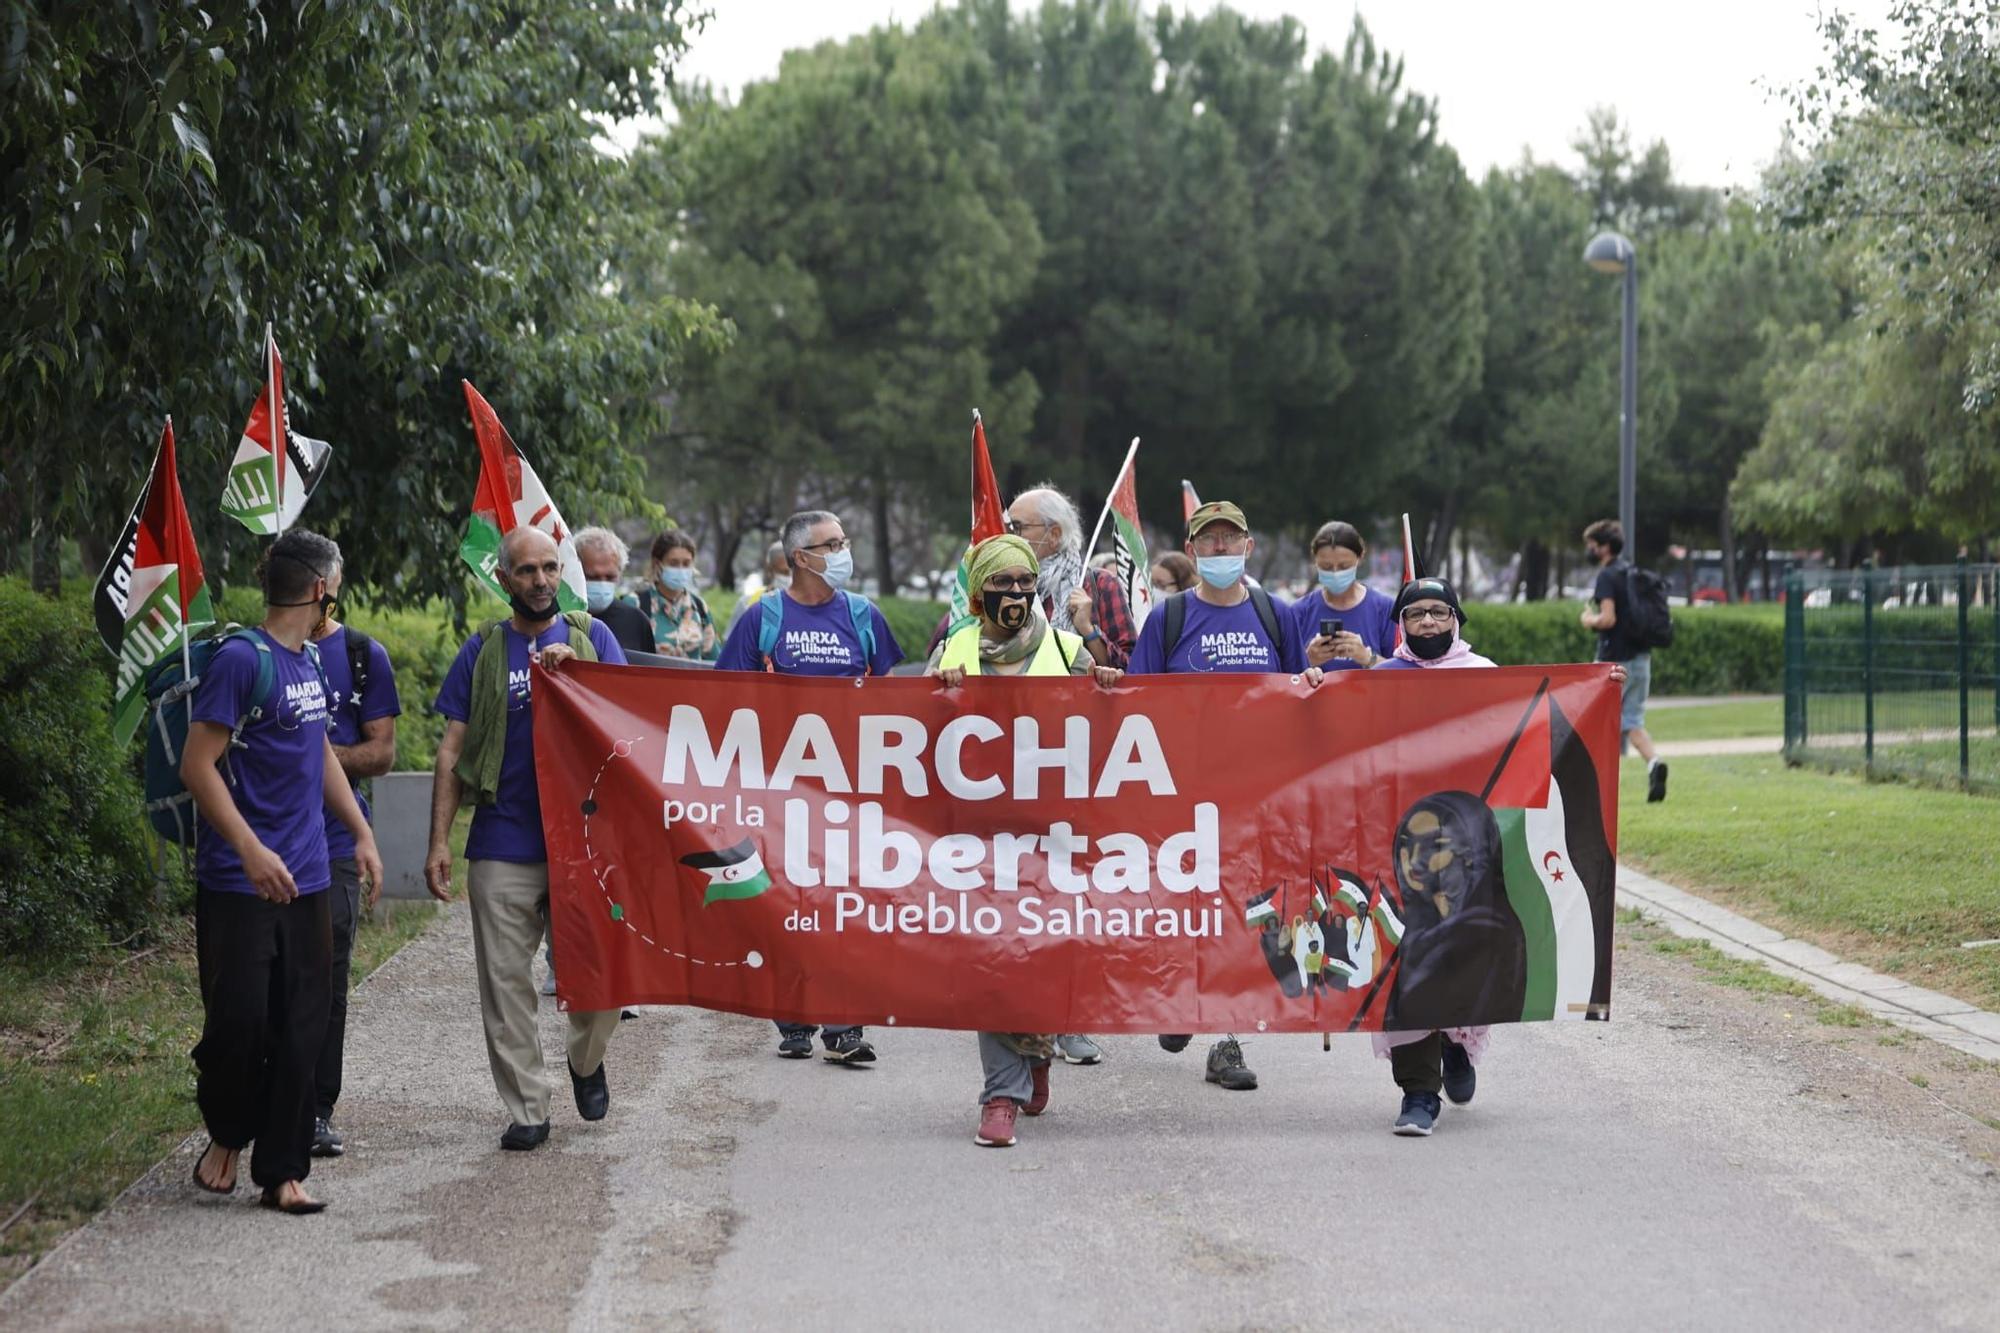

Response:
(425, 525), (628, 1151)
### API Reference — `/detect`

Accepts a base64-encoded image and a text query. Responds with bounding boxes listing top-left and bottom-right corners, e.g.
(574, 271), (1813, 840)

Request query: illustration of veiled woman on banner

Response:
(1384, 790), (1527, 1030)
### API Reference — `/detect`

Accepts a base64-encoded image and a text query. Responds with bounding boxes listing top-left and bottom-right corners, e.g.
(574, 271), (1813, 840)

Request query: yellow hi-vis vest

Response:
(939, 622), (1084, 677)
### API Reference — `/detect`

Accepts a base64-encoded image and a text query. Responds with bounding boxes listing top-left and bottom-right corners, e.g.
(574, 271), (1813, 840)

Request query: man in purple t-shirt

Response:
(306, 563), (401, 1161)
(716, 509), (903, 1063)
(425, 527), (628, 1152)
(180, 530), (383, 1215)
(1127, 500), (1323, 1093)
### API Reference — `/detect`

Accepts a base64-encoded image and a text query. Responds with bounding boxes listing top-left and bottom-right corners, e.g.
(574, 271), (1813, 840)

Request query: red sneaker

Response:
(975, 1097), (1018, 1147)
(1023, 1063), (1051, 1116)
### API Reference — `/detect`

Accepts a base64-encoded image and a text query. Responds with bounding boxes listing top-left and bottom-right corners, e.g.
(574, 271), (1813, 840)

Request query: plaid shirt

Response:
(1065, 566), (1135, 669)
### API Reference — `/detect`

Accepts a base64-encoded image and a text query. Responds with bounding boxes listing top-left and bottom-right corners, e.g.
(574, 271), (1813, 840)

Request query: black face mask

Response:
(1407, 628), (1454, 660)
(981, 589), (1032, 632)
(510, 589), (559, 624)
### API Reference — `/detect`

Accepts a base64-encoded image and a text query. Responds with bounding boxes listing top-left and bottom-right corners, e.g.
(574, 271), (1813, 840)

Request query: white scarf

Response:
(1037, 548), (1085, 632)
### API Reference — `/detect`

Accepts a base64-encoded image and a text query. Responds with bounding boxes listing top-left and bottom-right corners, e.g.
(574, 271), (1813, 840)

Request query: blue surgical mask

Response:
(1196, 555), (1246, 590)
(584, 580), (617, 612)
(1318, 567), (1358, 595)
(819, 549), (855, 591)
(657, 566), (696, 592)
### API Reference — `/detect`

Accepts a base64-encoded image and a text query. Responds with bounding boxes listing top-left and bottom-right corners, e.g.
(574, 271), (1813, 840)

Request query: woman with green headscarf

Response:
(928, 534), (1121, 1147)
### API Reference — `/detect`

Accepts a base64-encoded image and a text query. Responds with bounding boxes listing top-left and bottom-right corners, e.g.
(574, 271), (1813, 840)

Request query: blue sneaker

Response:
(1441, 1039), (1476, 1106)
(1393, 1091), (1441, 1136)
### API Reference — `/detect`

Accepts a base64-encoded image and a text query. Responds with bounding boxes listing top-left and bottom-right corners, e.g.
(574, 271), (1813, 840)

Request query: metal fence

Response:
(1784, 561), (2000, 792)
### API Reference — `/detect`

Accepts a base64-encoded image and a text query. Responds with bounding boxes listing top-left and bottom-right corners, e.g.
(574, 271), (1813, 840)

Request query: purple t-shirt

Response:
(318, 627), (402, 862)
(714, 591), (903, 677)
(434, 618), (626, 863)
(1288, 584), (1398, 670)
(191, 630), (332, 896)
(1127, 593), (1308, 675)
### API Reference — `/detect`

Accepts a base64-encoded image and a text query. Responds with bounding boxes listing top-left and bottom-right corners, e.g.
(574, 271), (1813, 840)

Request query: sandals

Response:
(191, 1143), (237, 1195)
(259, 1185), (327, 1215)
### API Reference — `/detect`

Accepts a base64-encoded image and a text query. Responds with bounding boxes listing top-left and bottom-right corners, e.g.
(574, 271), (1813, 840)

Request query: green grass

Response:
(0, 898), (440, 1290)
(1648, 698), (1783, 742)
(1618, 754), (2000, 1010)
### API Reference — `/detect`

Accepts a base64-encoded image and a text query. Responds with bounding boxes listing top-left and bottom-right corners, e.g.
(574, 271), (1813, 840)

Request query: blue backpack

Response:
(141, 628), (321, 847)
(757, 590), (878, 672)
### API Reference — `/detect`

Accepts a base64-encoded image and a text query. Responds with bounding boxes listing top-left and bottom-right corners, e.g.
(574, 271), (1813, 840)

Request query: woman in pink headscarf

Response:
(1370, 577), (1623, 1137)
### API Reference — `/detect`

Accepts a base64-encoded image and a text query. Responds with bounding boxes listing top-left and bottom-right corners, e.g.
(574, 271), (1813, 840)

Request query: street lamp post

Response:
(1584, 231), (1637, 557)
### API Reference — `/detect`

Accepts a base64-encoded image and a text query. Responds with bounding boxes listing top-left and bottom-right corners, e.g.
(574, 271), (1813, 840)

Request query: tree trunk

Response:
(28, 461), (60, 595)
(1522, 539), (1550, 602)
(872, 476), (895, 595)
(1719, 494), (1740, 602)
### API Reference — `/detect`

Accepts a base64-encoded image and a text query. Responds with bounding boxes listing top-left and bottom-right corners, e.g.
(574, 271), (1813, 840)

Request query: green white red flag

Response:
(219, 325), (332, 535)
(1181, 479), (1201, 524)
(1103, 439), (1153, 628)
(946, 409), (1007, 630)
(458, 380), (587, 610)
(97, 418), (215, 744)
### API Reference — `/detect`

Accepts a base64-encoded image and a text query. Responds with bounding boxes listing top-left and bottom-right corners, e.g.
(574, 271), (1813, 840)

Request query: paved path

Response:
(6, 904), (2000, 1331)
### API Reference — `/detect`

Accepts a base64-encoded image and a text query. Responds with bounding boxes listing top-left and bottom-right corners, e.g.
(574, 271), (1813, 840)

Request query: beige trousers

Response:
(466, 859), (620, 1126)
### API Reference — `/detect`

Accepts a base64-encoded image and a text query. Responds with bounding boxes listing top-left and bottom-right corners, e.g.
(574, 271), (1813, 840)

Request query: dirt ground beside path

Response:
(5, 905), (2000, 1330)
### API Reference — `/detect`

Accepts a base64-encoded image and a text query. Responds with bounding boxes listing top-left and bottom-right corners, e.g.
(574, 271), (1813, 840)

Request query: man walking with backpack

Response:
(715, 509), (903, 1063)
(179, 529), (384, 1215)
(1127, 500), (1324, 1091)
(1581, 519), (1669, 802)
(307, 568), (400, 1159)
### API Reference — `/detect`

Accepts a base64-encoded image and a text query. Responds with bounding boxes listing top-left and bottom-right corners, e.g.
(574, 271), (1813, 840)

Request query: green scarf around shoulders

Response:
(455, 611), (598, 806)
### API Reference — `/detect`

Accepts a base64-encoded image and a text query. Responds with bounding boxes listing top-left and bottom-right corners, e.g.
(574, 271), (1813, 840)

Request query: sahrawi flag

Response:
(681, 840), (772, 906)
(219, 325), (332, 535)
(459, 380), (587, 610)
(97, 418), (215, 744)
(1105, 438), (1153, 628)
(945, 408), (1008, 631)
(1481, 680), (1618, 1021)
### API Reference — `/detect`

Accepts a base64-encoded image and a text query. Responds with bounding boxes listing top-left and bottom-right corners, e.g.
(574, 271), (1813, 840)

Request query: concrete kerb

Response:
(1617, 866), (2000, 1065)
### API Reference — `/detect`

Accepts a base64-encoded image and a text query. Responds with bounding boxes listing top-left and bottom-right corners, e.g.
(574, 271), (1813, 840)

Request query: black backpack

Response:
(1622, 564), (1675, 650)
(1160, 586), (1285, 663)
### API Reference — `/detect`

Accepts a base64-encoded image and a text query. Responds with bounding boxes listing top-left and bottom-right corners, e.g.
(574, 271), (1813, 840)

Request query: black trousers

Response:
(313, 858), (362, 1120)
(1390, 1031), (1444, 1095)
(193, 886), (333, 1189)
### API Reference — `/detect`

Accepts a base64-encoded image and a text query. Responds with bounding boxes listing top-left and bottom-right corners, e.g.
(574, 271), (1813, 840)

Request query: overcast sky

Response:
(653, 0), (1898, 188)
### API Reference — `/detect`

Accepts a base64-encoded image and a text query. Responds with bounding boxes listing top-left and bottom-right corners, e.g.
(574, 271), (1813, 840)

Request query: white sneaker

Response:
(540, 972), (558, 997)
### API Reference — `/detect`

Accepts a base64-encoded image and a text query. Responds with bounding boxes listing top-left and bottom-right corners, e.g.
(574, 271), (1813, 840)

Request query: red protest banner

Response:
(535, 664), (1622, 1033)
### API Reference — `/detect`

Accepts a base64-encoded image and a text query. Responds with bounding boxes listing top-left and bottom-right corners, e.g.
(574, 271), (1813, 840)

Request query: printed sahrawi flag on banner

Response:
(458, 380), (587, 610)
(219, 326), (332, 535)
(945, 409), (1008, 631)
(534, 661), (1622, 1031)
(97, 419), (216, 744)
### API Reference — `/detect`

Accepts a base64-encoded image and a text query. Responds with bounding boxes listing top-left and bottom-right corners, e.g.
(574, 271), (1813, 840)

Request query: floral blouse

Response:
(644, 587), (719, 661)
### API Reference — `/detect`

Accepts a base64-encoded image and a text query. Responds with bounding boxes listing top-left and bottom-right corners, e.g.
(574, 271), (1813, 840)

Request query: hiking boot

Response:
(1056, 1033), (1103, 1065)
(975, 1098), (1018, 1147)
(1023, 1063), (1051, 1116)
(1393, 1091), (1442, 1137)
(822, 1030), (877, 1065)
(1204, 1036), (1258, 1090)
(1157, 1033), (1193, 1054)
(1441, 1039), (1477, 1106)
(1647, 760), (1670, 803)
(776, 1031), (815, 1059)
(310, 1117), (344, 1158)
(500, 1121), (550, 1151)
(569, 1058), (610, 1121)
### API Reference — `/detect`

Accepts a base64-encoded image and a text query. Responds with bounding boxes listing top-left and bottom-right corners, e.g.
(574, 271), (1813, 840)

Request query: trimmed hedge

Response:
(1461, 602), (1783, 695)
(0, 579), (178, 961)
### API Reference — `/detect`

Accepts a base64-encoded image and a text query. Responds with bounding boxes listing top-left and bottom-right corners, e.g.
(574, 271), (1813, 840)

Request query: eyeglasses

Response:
(1003, 518), (1050, 536)
(1190, 534), (1248, 555)
(983, 577), (1036, 594)
(800, 538), (849, 554)
(1401, 605), (1456, 625)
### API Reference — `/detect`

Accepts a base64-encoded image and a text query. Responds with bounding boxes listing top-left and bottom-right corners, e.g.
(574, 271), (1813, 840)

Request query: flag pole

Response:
(267, 324), (284, 536)
(170, 414), (199, 854)
(1400, 511), (1417, 584)
(1084, 437), (1140, 559)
